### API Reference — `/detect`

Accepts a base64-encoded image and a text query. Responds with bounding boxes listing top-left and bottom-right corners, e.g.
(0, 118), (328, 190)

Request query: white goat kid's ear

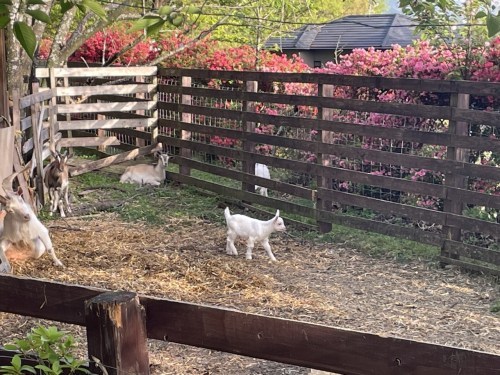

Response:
(275, 210), (280, 217)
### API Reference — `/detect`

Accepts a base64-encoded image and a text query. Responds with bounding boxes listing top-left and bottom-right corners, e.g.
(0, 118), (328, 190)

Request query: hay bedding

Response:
(1, 199), (499, 374)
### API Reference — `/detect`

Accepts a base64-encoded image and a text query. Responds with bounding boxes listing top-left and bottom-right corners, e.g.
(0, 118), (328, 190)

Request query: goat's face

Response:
(52, 151), (70, 172)
(158, 153), (170, 166)
(273, 211), (286, 232)
(4, 190), (31, 223)
(273, 217), (286, 232)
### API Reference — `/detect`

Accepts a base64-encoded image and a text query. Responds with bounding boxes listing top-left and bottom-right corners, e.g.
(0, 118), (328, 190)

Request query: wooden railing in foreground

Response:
(1, 275), (499, 375)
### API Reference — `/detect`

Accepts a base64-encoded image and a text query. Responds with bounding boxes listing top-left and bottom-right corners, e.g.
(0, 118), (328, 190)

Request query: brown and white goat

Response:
(44, 151), (72, 217)
(0, 167), (64, 273)
(119, 152), (170, 186)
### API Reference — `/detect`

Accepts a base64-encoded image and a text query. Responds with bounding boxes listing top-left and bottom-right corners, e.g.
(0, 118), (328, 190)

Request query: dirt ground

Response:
(1, 182), (499, 374)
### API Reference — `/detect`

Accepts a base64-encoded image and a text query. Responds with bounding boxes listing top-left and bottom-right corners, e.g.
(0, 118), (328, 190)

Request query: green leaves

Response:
(485, 13), (500, 37)
(0, 325), (90, 375)
(26, 9), (51, 23)
(80, 0), (107, 21)
(129, 3), (202, 36)
(13, 21), (36, 59)
(130, 15), (165, 35)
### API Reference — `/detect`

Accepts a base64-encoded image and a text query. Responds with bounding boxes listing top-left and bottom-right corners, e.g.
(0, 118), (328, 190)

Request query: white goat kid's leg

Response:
(0, 239), (13, 273)
(261, 238), (277, 261)
(226, 231), (238, 256)
(245, 237), (256, 260)
(38, 230), (63, 267)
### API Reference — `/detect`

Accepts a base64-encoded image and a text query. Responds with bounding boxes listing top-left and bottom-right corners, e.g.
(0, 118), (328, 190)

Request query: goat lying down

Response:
(0, 167), (63, 273)
(120, 152), (170, 186)
(224, 207), (286, 261)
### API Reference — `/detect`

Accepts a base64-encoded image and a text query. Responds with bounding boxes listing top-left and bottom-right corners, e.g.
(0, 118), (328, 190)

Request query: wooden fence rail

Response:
(12, 67), (499, 276)
(156, 68), (500, 276)
(1, 274), (499, 375)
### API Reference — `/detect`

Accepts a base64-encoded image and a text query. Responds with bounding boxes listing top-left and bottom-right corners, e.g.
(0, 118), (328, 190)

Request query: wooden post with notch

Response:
(30, 81), (45, 206)
(316, 83), (333, 233)
(85, 291), (149, 375)
(242, 80), (258, 194)
(180, 76), (192, 176)
(441, 92), (470, 261)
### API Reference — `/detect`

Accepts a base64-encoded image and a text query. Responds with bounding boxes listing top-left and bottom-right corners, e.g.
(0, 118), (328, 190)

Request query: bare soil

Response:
(1, 182), (499, 374)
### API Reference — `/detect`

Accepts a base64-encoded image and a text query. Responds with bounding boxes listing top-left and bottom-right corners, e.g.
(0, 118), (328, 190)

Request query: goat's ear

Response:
(275, 210), (280, 218)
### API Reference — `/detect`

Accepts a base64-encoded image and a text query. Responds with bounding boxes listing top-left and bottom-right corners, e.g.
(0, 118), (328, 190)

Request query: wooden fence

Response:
(1, 274), (499, 375)
(154, 68), (500, 276)
(12, 67), (500, 275)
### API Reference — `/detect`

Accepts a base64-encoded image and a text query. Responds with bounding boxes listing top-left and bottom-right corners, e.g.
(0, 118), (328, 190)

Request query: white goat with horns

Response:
(224, 207), (286, 261)
(0, 165), (64, 273)
(120, 150), (170, 186)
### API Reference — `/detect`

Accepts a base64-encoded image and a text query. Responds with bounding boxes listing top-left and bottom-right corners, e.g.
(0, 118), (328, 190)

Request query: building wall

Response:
(285, 50), (345, 68)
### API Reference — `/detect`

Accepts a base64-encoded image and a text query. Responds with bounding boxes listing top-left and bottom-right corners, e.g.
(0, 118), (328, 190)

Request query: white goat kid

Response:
(255, 163), (270, 197)
(224, 207), (286, 261)
(44, 150), (72, 217)
(0, 168), (64, 273)
(120, 152), (170, 186)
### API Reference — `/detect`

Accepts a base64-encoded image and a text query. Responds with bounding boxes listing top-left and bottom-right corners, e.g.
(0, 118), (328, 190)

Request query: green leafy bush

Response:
(0, 326), (92, 375)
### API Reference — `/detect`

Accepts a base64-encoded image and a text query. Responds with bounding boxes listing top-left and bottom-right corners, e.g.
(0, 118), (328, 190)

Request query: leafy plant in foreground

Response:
(0, 325), (92, 375)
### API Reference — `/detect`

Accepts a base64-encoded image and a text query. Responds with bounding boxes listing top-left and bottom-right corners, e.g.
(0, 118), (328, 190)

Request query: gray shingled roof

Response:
(265, 14), (418, 51)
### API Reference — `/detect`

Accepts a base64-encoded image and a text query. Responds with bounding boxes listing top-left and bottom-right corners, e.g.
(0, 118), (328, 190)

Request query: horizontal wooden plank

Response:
(442, 241), (500, 266)
(19, 89), (55, 109)
(2, 274), (499, 374)
(20, 108), (51, 131)
(159, 135), (500, 194)
(58, 136), (120, 148)
(56, 83), (156, 97)
(317, 188), (500, 238)
(158, 103), (500, 153)
(69, 143), (162, 176)
(58, 118), (156, 131)
(168, 171), (316, 218)
(36, 66), (157, 78)
(57, 101), (156, 114)
(165, 86), (452, 120)
(174, 157), (314, 200)
(439, 256), (500, 276)
(453, 107), (500, 127)
(159, 68), (500, 96)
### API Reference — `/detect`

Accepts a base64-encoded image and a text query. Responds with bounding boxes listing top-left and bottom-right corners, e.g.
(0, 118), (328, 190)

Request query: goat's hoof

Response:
(0, 263), (12, 273)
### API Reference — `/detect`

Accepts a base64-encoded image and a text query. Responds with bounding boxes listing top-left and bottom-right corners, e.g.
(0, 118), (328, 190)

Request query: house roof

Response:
(265, 14), (418, 51)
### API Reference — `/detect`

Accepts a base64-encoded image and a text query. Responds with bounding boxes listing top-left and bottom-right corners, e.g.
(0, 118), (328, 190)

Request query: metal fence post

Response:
(180, 76), (192, 176)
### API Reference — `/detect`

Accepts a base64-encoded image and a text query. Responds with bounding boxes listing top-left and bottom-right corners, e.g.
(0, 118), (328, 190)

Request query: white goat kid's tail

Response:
(224, 207), (231, 222)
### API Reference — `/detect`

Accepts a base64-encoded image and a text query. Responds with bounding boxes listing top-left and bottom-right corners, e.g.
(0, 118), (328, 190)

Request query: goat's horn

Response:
(2, 162), (31, 195)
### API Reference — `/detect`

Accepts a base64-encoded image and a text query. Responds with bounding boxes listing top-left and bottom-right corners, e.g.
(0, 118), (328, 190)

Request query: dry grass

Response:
(1, 185), (499, 374)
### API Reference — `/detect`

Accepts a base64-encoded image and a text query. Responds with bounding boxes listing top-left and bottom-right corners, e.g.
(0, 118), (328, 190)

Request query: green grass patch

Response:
(69, 166), (439, 263)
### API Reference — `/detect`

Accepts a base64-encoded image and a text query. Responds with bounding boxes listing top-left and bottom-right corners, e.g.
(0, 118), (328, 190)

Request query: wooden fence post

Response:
(180, 76), (192, 176)
(85, 291), (149, 375)
(150, 72), (158, 145)
(316, 83), (333, 233)
(242, 80), (258, 193)
(30, 81), (45, 206)
(441, 92), (470, 261)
